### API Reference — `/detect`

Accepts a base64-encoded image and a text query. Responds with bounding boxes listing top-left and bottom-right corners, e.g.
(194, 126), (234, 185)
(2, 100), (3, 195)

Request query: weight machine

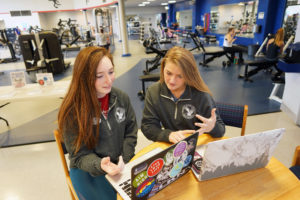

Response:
(0, 29), (18, 64)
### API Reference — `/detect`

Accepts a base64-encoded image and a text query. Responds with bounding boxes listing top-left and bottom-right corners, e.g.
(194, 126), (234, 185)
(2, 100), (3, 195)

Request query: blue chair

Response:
(290, 146), (300, 180)
(215, 102), (248, 136)
(54, 130), (79, 200)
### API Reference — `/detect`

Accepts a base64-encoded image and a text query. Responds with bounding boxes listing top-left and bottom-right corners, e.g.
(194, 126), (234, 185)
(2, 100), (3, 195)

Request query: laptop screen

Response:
(130, 132), (199, 199)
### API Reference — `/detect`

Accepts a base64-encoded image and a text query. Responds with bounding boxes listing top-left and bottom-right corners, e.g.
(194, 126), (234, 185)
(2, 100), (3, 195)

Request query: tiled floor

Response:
(0, 39), (299, 200)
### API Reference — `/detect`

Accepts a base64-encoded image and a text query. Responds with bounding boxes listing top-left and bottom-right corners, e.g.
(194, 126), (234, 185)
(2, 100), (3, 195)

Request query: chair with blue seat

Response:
(54, 130), (79, 200)
(290, 145), (300, 180)
(215, 102), (248, 136)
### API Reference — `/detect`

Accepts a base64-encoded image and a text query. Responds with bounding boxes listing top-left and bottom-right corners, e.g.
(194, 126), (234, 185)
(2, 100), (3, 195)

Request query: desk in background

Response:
(118, 134), (300, 200)
(0, 80), (70, 125)
(0, 80), (70, 102)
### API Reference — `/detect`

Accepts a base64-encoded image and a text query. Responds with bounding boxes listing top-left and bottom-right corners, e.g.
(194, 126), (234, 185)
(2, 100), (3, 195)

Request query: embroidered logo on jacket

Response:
(182, 104), (196, 119)
(115, 107), (126, 123)
(93, 117), (101, 125)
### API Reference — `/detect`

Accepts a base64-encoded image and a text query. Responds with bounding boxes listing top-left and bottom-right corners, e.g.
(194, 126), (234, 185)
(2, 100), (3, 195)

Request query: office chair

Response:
(215, 102), (248, 136)
(53, 130), (79, 200)
(290, 145), (300, 180)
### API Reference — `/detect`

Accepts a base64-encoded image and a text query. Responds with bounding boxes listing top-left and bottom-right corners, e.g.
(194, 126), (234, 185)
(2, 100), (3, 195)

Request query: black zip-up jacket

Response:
(63, 87), (138, 176)
(141, 82), (225, 142)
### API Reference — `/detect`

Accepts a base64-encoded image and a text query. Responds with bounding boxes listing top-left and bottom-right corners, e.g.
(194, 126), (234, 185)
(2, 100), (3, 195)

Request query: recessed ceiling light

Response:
(165, 6), (169, 10)
(147, 0), (155, 1)
(138, 3), (146, 6)
(143, 1), (150, 4)
(168, 0), (176, 3)
(161, 3), (168, 6)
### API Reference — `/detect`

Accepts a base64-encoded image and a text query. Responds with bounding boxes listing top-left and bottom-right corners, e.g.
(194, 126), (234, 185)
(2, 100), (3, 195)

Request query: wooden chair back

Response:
(54, 130), (79, 200)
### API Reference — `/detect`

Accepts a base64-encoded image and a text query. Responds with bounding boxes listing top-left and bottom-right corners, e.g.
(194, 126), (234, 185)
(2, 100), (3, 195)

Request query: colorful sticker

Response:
(147, 158), (164, 177)
(173, 141), (187, 157)
(169, 162), (184, 178)
(164, 150), (174, 166)
(133, 171), (148, 188)
(183, 155), (192, 167)
(135, 177), (155, 198)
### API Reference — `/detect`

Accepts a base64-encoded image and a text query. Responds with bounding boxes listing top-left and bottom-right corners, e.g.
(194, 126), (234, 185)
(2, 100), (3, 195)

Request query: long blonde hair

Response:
(160, 46), (212, 95)
(58, 46), (114, 154)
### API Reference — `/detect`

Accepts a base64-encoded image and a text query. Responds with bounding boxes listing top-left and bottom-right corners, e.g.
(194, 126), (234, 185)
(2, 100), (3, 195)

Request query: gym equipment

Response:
(137, 37), (166, 100)
(137, 73), (160, 100)
(0, 29), (18, 64)
(239, 35), (294, 82)
(19, 32), (70, 81)
(238, 59), (277, 82)
(55, 19), (81, 52)
(192, 33), (230, 67)
(93, 8), (114, 46)
(142, 34), (167, 75)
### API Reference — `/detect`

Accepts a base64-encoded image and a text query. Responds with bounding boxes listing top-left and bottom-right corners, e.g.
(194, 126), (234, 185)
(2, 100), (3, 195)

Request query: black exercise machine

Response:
(238, 59), (278, 82)
(143, 42), (167, 74)
(137, 38), (165, 100)
(19, 32), (70, 81)
(143, 30), (168, 75)
(238, 35), (294, 82)
(138, 73), (160, 100)
(194, 35), (229, 67)
(0, 29), (18, 64)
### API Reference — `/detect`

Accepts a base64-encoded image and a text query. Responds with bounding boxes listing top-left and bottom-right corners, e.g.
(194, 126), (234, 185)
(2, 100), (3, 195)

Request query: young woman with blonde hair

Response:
(141, 46), (225, 144)
(58, 46), (137, 200)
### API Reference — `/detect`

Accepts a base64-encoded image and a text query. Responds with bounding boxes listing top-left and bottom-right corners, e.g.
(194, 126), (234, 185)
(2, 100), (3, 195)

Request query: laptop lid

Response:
(196, 128), (285, 181)
(130, 132), (199, 200)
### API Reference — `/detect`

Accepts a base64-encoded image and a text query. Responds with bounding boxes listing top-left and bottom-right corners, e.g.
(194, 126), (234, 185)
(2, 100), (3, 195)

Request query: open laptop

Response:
(192, 128), (285, 181)
(106, 132), (199, 200)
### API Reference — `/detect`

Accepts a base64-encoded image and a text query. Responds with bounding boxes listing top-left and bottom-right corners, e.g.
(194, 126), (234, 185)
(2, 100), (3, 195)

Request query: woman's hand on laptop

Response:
(101, 157), (122, 176)
(194, 108), (216, 134)
(169, 130), (195, 144)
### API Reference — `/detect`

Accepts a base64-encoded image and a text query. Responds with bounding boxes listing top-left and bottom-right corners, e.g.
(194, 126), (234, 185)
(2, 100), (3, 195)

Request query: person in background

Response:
(141, 46), (225, 144)
(223, 27), (244, 63)
(266, 28), (285, 81)
(166, 27), (179, 43)
(94, 26), (112, 50)
(14, 26), (21, 37)
(57, 46), (138, 200)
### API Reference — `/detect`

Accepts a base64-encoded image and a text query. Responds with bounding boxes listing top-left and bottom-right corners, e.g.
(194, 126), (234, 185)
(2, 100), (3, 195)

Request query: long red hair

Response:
(58, 46), (114, 154)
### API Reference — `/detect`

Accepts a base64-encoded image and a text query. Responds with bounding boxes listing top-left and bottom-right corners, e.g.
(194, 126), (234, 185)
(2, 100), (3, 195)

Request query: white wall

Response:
(125, 6), (165, 33)
(0, 0), (74, 12)
(39, 11), (86, 31)
(73, 0), (116, 9)
(125, 6), (165, 16)
(0, 0), (116, 12)
(177, 9), (193, 27)
(0, 13), (40, 30)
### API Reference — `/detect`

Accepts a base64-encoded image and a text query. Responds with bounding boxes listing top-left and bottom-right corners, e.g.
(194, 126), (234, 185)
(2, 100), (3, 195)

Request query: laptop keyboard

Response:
(119, 178), (132, 197)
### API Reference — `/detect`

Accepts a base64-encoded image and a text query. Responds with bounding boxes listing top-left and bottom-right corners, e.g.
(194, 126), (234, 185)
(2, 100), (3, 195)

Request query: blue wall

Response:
(168, 0), (286, 45)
